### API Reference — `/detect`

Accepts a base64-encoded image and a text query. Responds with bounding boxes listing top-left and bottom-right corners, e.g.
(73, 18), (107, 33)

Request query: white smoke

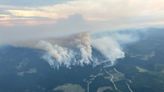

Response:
(36, 31), (139, 68)
(38, 41), (73, 67)
(75, 32), (93, 65)
(37, 33), (93, 68)
(110, 32), (140, 44)
(92, 37), (125, 65)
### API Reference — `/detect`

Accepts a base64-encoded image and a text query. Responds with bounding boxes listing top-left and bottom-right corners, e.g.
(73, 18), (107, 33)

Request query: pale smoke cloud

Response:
(38, 41), (73, 63)
(110, 33), (139, 44)
(37, 31), (139, 68)
(37, 41), (74, 68)
(37, 33), (93, 68)
(92, 37), (125, 65)
(75, 33), (92, 64)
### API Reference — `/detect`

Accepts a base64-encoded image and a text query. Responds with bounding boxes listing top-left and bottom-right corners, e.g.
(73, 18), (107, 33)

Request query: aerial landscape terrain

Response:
(0, 0), (164, 92)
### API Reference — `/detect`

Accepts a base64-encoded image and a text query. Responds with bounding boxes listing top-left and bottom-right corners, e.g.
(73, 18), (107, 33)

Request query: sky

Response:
(0, 0), (164, 43)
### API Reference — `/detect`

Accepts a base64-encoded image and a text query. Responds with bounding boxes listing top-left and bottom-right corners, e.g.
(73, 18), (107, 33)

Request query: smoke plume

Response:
(92, 37), (125, 65)
(36, 31), (139, 69)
